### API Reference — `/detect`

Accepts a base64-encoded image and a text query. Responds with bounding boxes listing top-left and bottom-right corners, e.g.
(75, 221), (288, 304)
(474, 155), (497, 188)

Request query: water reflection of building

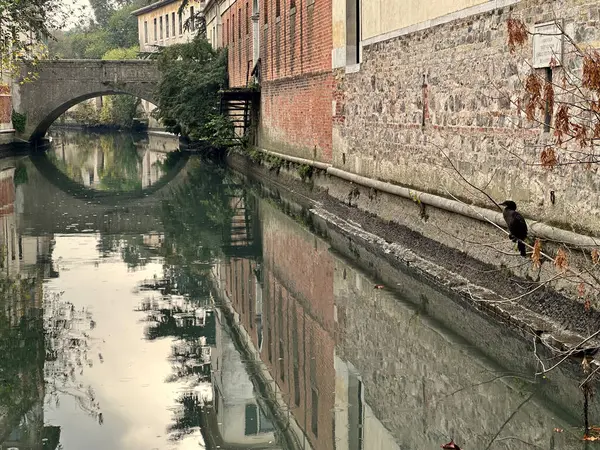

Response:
(0, 161), (59, 450)
(213, 198), (338, 449)
(211, 193), (589, 450)
(47, 130), (180, 190)
(208, 308), (280, 448)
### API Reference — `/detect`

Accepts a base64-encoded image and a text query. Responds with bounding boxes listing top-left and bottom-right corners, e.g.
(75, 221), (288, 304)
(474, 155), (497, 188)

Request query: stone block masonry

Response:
(333, 0), (600, 235)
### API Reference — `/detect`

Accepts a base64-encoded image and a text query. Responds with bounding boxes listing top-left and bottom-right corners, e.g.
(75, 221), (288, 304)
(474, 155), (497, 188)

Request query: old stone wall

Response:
(15, 60), (159, 142)
(255, 0), (333, 163)
(333, 0), (600, 235)
(333, 255), (589, 450)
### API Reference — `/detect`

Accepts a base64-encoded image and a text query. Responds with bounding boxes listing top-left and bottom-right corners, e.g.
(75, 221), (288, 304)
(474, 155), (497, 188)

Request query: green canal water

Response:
(0, 129), (594, 449)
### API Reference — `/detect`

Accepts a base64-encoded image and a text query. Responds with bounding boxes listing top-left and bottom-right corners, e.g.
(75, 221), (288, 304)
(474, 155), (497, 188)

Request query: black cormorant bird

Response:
(499, 200), (528, 257)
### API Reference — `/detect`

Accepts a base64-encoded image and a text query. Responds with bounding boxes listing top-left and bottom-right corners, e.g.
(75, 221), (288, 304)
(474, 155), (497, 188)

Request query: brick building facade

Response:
(216, 0), (334, 163)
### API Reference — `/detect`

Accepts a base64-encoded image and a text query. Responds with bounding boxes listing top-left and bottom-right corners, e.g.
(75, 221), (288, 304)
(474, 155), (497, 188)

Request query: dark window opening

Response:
(245, 404), (259, 435)
(311, 388), (319, 436)
(246, 3), (250, 34)
(264, 0), (268, 23)
(11, 229), (15, 261)
(179, 12), (183, 34)
(172, 12), (176, 36)
(276, 0), (280, 17)
(346, 0), (361, 65)
(165, 14), (170, 38)
(294, 366), (300, 405)
(159, 16), (163, 39)
(544, 67), (553, 132)
(154, 18), (157, 41)
(144, 21), (148, 43)
(279, 339), (284, 381)
(239, 11), (242, 40)
(267, 327), (272, 362)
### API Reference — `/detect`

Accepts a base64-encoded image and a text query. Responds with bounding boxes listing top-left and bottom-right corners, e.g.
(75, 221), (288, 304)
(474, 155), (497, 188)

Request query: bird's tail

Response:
(518, 240), (527, 257)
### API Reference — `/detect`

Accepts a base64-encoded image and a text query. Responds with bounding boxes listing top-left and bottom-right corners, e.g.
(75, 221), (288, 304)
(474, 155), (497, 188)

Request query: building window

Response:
(290, 0), (296, 8)
(276, 0), (280, 17)
(226, 18), (229, 43)
(165, 14), (169, 38)
(238, 11), (242, 40)
(246, 3), (249, 34)
(232, 14), (235, 42)
(346, 0), (361, 65)
(172, 12), (176, 36)
(144, 20), (148, 43)
(245, 404), (259, 435)
(154, 18), (157, 41)
(179, 12), (183, 35)
(311, 388), (319, 436)
(267, 327), (272, 361)
(264, 0), (268, 23)
(190, 6), (195, 31)
(279, 339), (284, 381)
(159, 16), (163, 39)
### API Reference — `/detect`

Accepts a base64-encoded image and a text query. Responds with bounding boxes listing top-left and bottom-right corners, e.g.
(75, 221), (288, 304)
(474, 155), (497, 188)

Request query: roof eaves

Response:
(131, 0), (180, 16)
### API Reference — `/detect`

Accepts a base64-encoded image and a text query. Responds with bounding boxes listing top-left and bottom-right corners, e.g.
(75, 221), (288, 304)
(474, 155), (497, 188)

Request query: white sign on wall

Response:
(533, 21), (563, 68)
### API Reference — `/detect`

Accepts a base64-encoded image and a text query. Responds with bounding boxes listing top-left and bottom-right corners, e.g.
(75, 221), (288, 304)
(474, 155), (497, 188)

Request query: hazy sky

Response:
(65, 0), (94, 28)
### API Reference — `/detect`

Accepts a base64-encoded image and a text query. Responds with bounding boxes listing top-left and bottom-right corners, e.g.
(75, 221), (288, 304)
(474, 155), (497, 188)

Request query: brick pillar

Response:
(0, 84), (11, 130)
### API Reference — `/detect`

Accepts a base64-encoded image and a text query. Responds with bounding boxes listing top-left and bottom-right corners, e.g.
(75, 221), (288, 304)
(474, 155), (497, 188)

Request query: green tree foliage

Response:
(0, 0), (86, 76)
(154, 36), (234, 147)
(102, 45), (139, 60)
(47, 0), (150, 59)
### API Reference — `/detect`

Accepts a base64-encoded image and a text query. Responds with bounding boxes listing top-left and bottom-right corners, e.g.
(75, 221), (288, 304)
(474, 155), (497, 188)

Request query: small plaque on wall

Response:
(533, 21), (563, 68)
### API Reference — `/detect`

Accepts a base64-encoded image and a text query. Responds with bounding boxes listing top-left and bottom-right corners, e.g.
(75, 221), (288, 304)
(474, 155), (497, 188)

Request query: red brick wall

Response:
(0, 177), (15, 216)
(222, 0), (255, 87)
(258, 0), (333, 163)
(0, 91), (11, 125)
(222, 0), (333, 163)
(260, 203), (335, 449)
(261, 270), (336, 450)
(224, 257), (260, 350)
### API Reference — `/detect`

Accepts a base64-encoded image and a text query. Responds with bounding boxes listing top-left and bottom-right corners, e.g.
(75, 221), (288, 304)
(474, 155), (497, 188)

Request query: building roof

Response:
(131, 0), (181, 16)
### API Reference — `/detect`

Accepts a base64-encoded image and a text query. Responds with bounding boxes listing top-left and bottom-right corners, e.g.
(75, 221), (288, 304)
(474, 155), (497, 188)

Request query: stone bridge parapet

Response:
(14, 59), (159, 142)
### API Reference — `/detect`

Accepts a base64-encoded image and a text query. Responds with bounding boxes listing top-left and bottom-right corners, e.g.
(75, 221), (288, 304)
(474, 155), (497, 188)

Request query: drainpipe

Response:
(247, 148), (600, 248)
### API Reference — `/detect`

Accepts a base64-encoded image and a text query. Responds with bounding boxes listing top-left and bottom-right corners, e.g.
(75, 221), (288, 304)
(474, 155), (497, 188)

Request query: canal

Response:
(0, 129), (594, 449)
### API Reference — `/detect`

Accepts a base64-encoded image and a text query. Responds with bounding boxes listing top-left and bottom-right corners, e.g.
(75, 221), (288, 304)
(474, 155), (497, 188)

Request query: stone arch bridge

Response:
(15, 60), (159, 142)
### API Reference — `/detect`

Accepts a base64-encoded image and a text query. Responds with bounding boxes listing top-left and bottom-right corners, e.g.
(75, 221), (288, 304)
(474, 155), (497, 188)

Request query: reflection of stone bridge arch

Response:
(15, 60), (159, 142)
(22, 152), (190, 234)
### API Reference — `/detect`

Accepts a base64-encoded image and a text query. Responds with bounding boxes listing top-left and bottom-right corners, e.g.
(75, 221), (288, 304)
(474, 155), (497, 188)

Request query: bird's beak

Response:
(499, 201), (506, 207)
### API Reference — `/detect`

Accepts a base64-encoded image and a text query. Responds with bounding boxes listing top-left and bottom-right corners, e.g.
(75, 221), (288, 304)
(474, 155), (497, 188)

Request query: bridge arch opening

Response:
(30, 91), (158, 142)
